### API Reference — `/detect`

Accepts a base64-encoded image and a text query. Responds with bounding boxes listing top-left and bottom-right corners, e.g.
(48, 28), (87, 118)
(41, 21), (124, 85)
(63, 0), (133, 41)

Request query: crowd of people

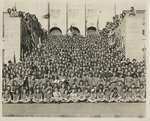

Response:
(2, 34), (146, 104)
(2, 7), (146, 104)
(7, 6), (48, 57)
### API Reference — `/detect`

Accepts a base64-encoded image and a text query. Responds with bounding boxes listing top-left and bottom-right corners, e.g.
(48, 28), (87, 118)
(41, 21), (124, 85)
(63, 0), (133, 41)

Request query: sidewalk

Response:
(2, 103), (146, 117)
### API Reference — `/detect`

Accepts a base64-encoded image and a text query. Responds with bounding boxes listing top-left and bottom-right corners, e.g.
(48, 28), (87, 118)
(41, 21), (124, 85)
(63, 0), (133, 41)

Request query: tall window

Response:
(142, 30), (145, 35)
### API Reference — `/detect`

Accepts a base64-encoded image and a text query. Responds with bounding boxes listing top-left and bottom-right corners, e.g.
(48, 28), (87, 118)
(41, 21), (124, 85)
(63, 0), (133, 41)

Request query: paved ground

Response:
(2, 103), (146, 118)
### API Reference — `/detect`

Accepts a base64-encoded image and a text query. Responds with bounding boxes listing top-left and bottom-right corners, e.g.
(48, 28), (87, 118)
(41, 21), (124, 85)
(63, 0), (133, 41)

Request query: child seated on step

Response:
(96, 88), (105, 102)
(27, 90), (34, 103)
(88, 88), (97, 103)
(2, 90), (11, 103)
(82, 88), (91, 102)
(33, 88), (43, 103)
(61, 89), (70, 103)
(77, 87), (85, 102)
(20, 89), (29, 103)
(69, 88), (79, 103)
(103, 87), (111, 102)
(110, 87), (121, 102)
(126, 87), (134, 102)
(43, 89), (54, 103)
(119, 87), (127, 102)
(12, 89), (20, 103)
(53, 87), (62, 103)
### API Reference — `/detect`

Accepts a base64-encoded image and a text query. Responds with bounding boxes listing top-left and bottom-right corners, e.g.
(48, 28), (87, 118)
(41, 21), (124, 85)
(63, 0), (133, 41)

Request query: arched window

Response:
(49, 27), (62, 36)
(72, 27), (80, 34)
(87, 27), (97, 35)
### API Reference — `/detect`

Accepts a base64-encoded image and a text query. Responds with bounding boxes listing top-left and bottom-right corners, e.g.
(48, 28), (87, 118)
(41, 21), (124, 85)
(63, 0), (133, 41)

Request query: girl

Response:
(78, 80), (85, 92)
(131, 83), (136, 95)
(12, 89), (20, 103)
(110, 88), (121, 102)
(11, 80), (19, 94)
(33, 88), (43, 103)
(61, 89), (70, 103)
(59, 83), (66, 96)
(124, 68), (128, 77)
(5, 74), (10, 90)
(72, 83), (77, 90)
(46, 81), (53, 92)
(28, 75), (35, 91)
(84, 80), (91, 91)
(125, 72), (132, 88)
(67, 85), (72, 94)
(71, 79), (78, 88)
(77, 87), (85, 102)
(126, 87), (134, 102)
(119, 87), (127, 102)
(2, 90), (11, 103)
(96, 88), (104, 102)
(133, 87), (144, 102)
(116, 67), (123, 77)
(138, 73), (146, 87)
(20, 89), (28, 103)
(53, 87), (62, 103)
(69, 88), (79, 103)
(132, 74), (138, 88)
(41, 84), (47, 99)
(118, 74), (124, 83)
(103, 87), (111, 102)
(43, 89), (54, 103)
(99, 75), (105, 86)
(140, 83), (146, 100)
(53, 83), (59, 92)
(39, 82), (43, 90)
(110, 72), (118, 83)
(82, 72), (87, 81)
(88, 88), (97, 103)
(116, 81), (123, 94)
(27, 90), (34, 103)
(82, 88), (91, 102)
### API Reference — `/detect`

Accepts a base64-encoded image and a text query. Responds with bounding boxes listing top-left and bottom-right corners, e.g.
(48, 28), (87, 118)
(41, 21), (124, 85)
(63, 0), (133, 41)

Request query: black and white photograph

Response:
(0, 0), (149, 118)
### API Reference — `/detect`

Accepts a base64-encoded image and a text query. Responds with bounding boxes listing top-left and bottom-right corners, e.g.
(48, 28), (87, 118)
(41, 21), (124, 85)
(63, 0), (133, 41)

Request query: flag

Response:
(85, 19), (87, 35)
(42, 13), (50, 19)
(97, 14), (99, 35)
(14, 52), (16, 63)
(37, 37), (42, 48)
(67, 25), (74, 36)
(67, 25), (72, 32)
(70, 25), (73, 32)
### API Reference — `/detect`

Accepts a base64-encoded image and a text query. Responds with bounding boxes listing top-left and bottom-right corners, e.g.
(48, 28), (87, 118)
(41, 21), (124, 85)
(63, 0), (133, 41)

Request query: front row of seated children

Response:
(2, 83), (146, 104)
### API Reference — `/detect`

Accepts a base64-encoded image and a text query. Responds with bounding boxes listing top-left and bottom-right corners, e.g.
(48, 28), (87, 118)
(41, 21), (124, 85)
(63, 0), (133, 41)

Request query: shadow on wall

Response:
(49, 27), (62, 36)
(72, 27), (80, 33)
(87, 27), (97, 35)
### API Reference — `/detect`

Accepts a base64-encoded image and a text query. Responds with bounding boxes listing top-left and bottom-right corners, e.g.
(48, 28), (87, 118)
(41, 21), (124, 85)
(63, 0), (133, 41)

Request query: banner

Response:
(125, 16), (143, 62)
(4, 13), (21, 64)
(50, 2), (66, 35)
